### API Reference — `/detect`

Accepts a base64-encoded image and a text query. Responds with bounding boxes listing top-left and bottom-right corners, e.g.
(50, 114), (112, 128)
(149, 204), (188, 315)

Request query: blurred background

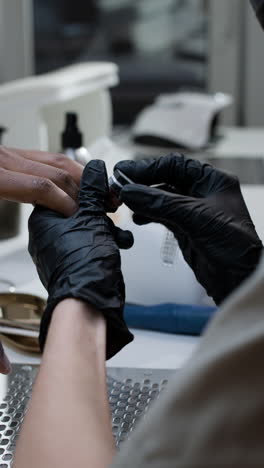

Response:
(0, 0), (264, 127)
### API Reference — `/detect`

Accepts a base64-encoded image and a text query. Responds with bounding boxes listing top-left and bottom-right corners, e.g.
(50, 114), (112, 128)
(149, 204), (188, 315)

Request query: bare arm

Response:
(13, 299), (115, 468)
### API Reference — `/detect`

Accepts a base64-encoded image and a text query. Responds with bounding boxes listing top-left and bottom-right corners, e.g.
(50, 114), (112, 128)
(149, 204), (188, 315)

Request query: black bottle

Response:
(61, 112), (89, 163)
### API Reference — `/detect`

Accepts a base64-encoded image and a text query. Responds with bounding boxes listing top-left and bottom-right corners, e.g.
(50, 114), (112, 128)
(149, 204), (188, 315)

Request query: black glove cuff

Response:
(39, 296), (134, 360)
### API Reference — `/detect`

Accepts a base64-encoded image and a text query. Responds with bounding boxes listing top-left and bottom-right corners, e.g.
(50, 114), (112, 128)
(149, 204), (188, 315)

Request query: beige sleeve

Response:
(112, 254), (264, 468)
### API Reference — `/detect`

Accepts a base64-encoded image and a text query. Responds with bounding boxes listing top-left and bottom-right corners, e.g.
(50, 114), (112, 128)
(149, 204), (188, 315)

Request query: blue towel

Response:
(124, 303), (217, 336)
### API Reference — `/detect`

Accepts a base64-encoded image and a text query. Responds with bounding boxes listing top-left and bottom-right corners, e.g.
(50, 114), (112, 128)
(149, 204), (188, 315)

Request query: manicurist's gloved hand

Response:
(115, 154), (263, 305)
(28, 160), (134, 359)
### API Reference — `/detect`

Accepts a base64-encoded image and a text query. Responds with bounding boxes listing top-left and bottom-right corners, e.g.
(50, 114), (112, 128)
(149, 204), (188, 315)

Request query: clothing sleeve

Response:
(111, 254), (264, 468)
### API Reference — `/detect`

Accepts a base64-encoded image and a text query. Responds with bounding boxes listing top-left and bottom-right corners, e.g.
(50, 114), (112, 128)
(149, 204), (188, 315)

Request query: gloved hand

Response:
(115, 154), (263, 305)
(28, 160), (134, 359)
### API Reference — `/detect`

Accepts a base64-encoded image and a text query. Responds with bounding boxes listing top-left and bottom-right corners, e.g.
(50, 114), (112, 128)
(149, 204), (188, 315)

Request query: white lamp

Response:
(0, 62), (118, 152)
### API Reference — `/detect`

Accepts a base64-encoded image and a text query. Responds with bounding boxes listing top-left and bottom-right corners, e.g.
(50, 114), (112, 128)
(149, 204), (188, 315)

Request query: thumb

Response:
(79, 159), (109, 212)
(121, 184), (204, 236)
(114, 226), (134, 250)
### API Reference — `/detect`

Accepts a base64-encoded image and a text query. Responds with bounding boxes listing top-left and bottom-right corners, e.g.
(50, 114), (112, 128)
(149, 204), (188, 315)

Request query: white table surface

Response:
(1, 182), (264, 371)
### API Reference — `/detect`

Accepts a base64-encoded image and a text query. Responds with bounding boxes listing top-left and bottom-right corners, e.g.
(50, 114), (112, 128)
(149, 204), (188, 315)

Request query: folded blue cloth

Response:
(124, 303), (217, 336)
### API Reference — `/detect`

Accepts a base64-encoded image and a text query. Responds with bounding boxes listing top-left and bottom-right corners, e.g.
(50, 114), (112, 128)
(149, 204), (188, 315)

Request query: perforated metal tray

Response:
(0, 364), (175, 466)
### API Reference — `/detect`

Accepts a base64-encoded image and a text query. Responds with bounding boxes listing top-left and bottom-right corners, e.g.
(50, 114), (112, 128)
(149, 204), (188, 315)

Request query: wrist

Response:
(53, 298), (105, 325)
(44, 299), (107, 359)
(39, 292), (133, 360)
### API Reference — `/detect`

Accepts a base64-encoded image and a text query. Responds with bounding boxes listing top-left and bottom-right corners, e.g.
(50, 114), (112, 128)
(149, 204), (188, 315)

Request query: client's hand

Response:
(28, 160), (134, 359)
(115, 154), (263, 305)
(0, 146), (83, 216)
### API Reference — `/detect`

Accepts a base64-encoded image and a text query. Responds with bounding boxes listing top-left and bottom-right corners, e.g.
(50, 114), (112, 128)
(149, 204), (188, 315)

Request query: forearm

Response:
(13, 299), (115, 468)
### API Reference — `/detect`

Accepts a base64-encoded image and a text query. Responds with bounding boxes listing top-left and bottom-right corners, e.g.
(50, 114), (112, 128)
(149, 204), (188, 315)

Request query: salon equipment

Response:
(118, 217), (212, 307)
(61, 111), (83, 159)
(0, 293), (44, 322)
(161, 229), (178, 267)
(61, 111), (90, 163)
(132, 92), (232, 150)
(0, 292), (44, 353)
(0, 364), (176, 465)
(0, 63), (118, 152)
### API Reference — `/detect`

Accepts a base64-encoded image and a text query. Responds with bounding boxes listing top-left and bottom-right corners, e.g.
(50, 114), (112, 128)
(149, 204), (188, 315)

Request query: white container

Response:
(0, 62), (119, 152)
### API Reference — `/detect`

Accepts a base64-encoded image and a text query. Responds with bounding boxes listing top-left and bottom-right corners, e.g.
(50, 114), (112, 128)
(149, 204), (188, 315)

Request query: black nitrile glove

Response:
(28, 160), (134, 359)
(115, 154), (263, 305)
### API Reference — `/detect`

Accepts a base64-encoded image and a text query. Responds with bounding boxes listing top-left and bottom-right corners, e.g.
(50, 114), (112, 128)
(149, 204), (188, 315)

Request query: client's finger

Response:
(0, 147), (79, 201)
(0, 168), (77, 216)
(5, 147), (83, 185)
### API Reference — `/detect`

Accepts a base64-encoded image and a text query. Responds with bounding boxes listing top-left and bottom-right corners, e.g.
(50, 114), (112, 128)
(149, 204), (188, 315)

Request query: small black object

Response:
(61, 112), (82, 149)
(0, 127), (7, 145)
(250, 0), (264, 29)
